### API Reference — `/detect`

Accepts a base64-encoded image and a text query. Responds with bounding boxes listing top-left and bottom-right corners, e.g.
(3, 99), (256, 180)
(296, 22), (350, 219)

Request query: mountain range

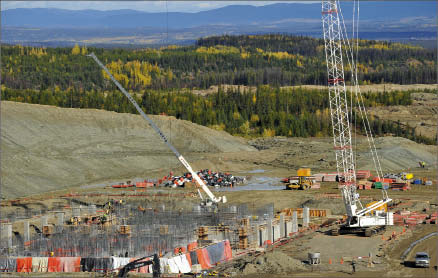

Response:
(1, 2), (436, 47)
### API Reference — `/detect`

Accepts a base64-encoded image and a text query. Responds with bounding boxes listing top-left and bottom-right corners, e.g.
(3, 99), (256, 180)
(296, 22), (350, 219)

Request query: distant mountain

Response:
(2, 2), (436, 28)
(1, 2), (436, 47)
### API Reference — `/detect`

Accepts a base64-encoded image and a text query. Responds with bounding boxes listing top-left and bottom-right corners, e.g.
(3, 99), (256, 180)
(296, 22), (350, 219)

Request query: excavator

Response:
(321, 0), (393, 236)
(88, 53), (226, 208)
(118, 254), (160, 277)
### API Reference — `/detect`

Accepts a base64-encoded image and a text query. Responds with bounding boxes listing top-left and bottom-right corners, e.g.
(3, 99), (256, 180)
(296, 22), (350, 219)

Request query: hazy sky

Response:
(1, 1), (317, 12)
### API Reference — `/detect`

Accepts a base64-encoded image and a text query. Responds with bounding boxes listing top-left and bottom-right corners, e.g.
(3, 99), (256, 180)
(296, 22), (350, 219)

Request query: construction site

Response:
(1, 1), (437, 278)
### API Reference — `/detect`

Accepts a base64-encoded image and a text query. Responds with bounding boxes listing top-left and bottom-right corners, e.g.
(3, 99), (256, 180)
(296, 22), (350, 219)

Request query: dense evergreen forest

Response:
(1, 34), (436, 92)
(1, 34), (436, 144)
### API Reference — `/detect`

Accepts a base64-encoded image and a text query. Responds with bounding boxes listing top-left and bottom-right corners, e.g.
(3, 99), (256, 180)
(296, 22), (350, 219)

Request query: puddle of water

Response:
(245, 169), (267, 174)
(215, 176), (283, 192)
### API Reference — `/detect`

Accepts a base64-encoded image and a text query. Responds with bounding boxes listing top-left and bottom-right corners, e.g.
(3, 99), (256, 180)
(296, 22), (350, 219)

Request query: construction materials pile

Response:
(310, 169), (433, 191)
(393, 210), (438, 225)
(160, 169), (246, 188)
(111, 180), (155, 189)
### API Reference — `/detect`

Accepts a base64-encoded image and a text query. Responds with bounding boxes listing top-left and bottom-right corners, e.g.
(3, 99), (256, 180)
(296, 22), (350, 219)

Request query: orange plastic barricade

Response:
(187, 242), (198, 252)
(17, 257), (32, 272)
(185, 253), (192, 267)
(224, 240), (232, 261)
(48, 257), (61, 272)
(196, 248), (212, 269)
(60, 257), (81, 272)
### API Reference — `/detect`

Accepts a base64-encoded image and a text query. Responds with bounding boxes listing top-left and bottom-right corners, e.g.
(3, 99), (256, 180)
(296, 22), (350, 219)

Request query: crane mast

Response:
(87, 53), (226, 205)
(321, 1), (393, 230)
(322, 0), (360, 217)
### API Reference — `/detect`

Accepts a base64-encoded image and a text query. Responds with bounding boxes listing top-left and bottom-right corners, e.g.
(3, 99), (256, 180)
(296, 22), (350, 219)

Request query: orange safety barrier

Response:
(187, 242), (198, 252)
(196, 248), (212, 269)
(48, 257), (61, 272)
(17, 257), (32, 272)
(224, 240), (232, 261)
(60, 257), (81, 272)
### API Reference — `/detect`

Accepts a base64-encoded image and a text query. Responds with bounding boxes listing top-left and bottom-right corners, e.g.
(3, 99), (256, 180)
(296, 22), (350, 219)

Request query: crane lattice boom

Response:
(322, 0), (360, 217)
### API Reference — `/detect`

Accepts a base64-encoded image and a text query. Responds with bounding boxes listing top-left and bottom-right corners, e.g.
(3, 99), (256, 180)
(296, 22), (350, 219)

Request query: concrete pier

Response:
(292, 211), (298, 233)
(303, 207), (310, 227)
(23, 221), (30, 242)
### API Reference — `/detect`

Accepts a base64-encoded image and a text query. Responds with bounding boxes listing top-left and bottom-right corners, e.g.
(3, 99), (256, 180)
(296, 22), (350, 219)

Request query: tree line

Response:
(2, 85), (434, 145)
(1, 34), (436, 93)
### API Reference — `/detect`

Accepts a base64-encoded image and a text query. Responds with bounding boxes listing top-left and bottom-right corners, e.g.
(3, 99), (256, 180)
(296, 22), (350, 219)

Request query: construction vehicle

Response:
(118, 254), (160, 277)
(88, 53), (226, 207)
(285, 168), (314, 190)
(321, 0), (393, 236)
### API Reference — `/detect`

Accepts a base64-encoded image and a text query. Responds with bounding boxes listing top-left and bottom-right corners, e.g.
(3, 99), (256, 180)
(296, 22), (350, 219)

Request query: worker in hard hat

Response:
(101, 214), (107, 223)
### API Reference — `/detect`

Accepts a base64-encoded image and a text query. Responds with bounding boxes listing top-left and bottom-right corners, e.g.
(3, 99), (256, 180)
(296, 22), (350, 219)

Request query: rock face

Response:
(1, 101), (255, 198)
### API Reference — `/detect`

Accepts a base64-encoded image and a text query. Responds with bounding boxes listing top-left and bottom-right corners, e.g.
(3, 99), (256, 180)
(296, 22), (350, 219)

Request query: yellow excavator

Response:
(285, 168), (314, 190)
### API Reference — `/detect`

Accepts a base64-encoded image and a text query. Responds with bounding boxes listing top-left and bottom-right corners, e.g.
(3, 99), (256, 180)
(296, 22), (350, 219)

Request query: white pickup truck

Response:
(415, 252), (430, 268)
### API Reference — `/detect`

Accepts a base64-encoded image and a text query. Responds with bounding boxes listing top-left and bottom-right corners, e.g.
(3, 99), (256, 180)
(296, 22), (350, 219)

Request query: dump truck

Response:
(285, 168), (314, 190)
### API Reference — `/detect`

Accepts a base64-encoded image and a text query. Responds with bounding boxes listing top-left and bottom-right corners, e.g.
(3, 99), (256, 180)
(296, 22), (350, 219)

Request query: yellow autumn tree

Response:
(81, 46), (88, 55)
(72, 44), (81, 55)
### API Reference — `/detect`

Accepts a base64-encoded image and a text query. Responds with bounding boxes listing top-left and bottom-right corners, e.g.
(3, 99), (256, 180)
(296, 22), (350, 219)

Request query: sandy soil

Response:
(1, 101), (254, 198)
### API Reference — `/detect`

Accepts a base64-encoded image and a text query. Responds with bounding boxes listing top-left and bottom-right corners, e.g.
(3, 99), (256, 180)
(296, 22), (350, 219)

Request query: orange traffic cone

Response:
(329, 258), (332, 264)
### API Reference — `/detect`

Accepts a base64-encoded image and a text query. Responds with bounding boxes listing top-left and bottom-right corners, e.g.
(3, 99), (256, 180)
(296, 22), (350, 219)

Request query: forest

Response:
(1, 34), (436, 144)
(2, 84), (434, 145)
(1, 34), (436, 92)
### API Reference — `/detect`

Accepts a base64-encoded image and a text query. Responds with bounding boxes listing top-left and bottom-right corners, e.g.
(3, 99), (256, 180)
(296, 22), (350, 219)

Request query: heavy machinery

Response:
(118, 254), (160, 277)
(87, 53), (226, 207)
(285, 168), (314, 190)
(321, 0), (393, 236)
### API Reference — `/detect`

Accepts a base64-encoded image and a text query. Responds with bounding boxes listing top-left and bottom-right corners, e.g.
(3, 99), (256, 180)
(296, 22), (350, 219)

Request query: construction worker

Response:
(351, 258), (356, 274)
(101, 213), (107, 224)
(419, 161), (426, 168)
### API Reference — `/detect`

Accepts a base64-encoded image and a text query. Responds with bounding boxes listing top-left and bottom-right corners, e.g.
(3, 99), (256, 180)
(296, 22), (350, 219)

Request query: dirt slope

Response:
(368, 92), (438, 140)
(1, 101), (255, 199)
(246, 136), (437, 173)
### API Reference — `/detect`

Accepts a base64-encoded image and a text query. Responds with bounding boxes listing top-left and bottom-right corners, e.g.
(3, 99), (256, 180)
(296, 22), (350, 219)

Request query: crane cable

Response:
(337, 1), (386, 195)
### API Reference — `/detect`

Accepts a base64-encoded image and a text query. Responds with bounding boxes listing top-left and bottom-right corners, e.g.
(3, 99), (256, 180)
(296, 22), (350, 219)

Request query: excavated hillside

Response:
(1, 101), (255, 198)
(2, 101), (436, 200)
(368, 92), (438, 140)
